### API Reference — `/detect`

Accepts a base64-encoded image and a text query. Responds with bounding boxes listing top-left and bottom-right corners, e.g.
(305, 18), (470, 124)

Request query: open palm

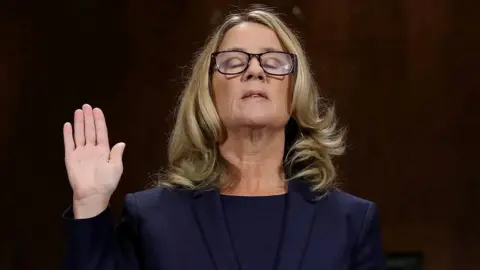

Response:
(63, 104), (126, 205)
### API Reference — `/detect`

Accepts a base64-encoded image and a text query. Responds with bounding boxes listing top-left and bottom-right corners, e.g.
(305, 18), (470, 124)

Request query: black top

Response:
(221, 194), (287, 270)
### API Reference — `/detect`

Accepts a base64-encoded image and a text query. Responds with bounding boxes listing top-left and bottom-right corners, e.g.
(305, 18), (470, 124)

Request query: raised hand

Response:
(63, 104), (126, 219)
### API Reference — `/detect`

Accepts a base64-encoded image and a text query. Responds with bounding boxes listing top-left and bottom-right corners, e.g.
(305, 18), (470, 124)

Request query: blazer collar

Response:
(192, 179), (327, 270)
(276, 180), (320, 270)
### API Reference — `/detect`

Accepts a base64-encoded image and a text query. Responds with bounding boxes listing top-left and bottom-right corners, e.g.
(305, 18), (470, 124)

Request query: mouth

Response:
(242, 90), (268, 99)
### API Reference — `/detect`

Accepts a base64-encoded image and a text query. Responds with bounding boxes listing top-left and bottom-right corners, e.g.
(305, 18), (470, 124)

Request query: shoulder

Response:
(324, 190), (385, 265)
(321, 189), (380, 231)
(123, 186), (194, 216)
(326, 188), (376, 213)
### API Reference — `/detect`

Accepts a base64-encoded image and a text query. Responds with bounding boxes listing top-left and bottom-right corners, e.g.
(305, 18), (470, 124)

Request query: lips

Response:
(242, 90), (268, 99)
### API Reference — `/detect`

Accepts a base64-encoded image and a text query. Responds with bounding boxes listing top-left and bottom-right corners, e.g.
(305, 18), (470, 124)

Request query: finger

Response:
(93, 108), (110, 148)
(63, 122), (75, 155)
(83, 104), (96, 145)
(74, 109), (85, 147)
(109, 142), (126, 166)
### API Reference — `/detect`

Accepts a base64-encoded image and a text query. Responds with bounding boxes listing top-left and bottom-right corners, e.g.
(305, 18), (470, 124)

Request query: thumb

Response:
(109, 142), (126, 165)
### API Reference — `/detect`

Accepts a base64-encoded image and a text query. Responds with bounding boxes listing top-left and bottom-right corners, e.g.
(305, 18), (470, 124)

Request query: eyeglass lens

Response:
(215, 51), (293, 75)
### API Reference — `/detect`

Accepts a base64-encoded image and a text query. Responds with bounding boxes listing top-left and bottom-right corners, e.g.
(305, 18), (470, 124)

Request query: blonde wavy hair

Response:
(157, 6), (345, 193)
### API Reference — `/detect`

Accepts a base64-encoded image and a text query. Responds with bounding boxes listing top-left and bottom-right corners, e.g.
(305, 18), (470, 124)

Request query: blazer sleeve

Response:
(351, 202), (387, 270)
(63, 193), (142, 270)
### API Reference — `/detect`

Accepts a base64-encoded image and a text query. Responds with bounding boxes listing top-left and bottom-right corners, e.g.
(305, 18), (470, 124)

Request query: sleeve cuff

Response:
(62, 204), (111, 221)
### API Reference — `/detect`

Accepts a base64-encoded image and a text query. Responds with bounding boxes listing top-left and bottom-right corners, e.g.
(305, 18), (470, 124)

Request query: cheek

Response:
(286, 84), (293, 112)
(275, 79), (293, 112)
(212, 76), (236, 113)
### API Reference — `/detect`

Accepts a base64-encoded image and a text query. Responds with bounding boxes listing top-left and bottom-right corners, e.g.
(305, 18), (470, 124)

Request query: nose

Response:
(243, 56), (265, 81)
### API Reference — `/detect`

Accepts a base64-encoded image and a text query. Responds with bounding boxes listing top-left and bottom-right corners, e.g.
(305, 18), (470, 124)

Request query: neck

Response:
(219, 126), (287, 196)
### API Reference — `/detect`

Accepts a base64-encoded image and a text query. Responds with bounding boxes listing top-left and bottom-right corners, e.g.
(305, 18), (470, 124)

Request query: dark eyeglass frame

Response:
(210, 50), (297, 76)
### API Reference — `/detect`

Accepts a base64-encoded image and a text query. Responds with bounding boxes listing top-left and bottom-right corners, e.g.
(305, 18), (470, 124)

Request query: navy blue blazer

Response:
(64, 180), (386, 270)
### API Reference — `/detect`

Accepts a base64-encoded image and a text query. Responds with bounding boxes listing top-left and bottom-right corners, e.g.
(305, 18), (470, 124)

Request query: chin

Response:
(239, 116), (284, 128)
(225, 110), (289, 129)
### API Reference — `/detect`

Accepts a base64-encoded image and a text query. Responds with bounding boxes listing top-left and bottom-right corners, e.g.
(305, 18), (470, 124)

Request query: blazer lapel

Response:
(276, 180), (318, 270)
(192, 189), (239, 270)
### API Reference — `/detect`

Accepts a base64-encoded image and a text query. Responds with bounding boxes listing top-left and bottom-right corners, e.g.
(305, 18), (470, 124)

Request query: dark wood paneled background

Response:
(1, 0), (478, 269)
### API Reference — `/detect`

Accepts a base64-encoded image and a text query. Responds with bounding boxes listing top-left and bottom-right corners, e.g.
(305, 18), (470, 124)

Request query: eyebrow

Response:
(222, 46), (284, 52)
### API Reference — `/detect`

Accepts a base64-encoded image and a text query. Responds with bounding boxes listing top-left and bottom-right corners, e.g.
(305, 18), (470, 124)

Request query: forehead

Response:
(218, 22), (284, 52)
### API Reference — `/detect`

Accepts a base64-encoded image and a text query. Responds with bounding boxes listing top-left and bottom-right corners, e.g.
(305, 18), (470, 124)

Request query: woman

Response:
(63, 7), (385, 270)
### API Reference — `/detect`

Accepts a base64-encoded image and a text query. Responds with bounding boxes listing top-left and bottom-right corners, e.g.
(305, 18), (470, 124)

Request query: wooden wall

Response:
(1, 0), (478, 269)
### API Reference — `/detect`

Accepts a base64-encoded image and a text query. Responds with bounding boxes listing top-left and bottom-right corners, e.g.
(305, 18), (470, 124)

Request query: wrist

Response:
(73, 194), (110, 219)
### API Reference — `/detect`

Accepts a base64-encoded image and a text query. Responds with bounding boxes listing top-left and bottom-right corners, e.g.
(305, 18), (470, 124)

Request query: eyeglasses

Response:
(211, 50), (296, 76)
